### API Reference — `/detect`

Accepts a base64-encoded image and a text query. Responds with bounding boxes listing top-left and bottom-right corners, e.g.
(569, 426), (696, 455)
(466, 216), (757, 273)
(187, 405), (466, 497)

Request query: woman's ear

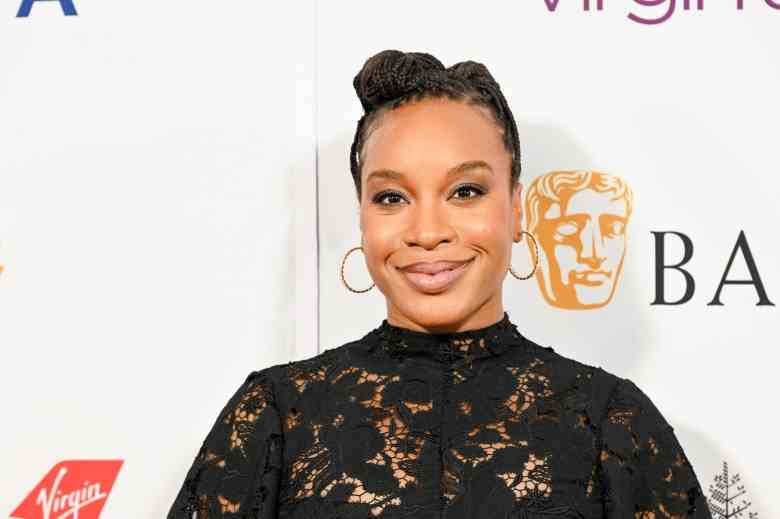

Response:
(512, 182), (523, 241)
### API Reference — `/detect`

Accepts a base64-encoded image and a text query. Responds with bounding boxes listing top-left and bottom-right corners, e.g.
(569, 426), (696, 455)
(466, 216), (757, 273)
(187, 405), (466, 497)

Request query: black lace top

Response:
(167, 312), (712, 518)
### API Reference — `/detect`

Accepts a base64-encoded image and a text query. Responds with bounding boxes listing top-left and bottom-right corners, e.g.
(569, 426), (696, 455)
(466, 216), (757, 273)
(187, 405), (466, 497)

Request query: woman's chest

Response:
(274, 360), (605, 518)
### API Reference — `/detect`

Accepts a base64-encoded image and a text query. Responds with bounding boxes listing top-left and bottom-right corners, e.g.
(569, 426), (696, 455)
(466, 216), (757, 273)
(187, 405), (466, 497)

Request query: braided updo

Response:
(350, 49), (522, 199)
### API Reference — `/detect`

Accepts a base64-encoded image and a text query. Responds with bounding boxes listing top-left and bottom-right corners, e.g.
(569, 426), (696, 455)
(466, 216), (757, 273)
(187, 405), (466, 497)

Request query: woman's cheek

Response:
(363, 236), (395, 292)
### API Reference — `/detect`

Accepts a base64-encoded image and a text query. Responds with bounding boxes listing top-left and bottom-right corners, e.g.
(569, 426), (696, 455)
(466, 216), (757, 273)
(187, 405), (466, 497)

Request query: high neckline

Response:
(372, 311), (526, 363)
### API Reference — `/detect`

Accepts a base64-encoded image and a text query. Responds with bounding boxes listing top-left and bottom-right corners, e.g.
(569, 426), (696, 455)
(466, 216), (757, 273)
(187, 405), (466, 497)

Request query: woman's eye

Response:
(372, 184), (485, 206)
(373, 191), (406, 205)
(452, 184), (485, 200)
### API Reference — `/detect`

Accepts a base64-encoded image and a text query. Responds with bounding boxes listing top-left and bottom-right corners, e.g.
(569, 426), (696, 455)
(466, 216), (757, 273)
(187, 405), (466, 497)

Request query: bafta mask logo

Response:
(524, 171), (634, 310)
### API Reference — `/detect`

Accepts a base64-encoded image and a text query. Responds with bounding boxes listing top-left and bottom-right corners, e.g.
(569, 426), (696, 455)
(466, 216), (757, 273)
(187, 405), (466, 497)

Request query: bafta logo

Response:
(524, 171), (633, 310)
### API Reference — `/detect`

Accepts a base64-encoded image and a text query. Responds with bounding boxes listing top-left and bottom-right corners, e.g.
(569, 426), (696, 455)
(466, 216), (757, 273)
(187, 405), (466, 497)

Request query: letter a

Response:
(17, 0), (78, 17)
(708, 230), (775, 306)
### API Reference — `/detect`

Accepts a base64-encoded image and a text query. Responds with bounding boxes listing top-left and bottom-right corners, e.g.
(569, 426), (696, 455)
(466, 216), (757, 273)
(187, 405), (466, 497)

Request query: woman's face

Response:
(359, 96), (523, 332)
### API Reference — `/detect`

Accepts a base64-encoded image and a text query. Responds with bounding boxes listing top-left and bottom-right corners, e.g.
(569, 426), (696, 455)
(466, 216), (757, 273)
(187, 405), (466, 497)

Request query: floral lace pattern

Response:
(167, 312), (711, 518)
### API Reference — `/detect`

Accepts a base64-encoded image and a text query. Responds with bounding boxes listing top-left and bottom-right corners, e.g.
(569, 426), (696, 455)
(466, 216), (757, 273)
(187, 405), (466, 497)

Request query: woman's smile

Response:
(398, 257), (475, 294)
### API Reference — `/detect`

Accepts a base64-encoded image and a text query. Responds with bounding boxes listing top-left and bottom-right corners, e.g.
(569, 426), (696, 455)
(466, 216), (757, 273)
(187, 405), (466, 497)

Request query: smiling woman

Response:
(166, 50), (713, 519)
(355, 90), (519, 332)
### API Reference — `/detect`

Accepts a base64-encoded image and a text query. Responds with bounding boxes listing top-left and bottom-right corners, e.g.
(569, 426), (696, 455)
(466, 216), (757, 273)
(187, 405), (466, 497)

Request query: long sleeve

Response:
(167, 368), (284, 519)
(598, 376), (711, 518)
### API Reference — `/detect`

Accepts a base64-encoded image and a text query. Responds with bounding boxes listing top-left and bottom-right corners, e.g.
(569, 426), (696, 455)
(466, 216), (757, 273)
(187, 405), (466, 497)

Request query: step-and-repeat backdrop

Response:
(2, 1), (777, 517)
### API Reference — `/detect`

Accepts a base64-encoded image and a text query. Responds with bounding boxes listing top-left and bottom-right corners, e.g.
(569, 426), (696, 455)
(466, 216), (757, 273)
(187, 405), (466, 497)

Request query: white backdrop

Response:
(0, 0), (318, 516)
(1, 0), (778, 517)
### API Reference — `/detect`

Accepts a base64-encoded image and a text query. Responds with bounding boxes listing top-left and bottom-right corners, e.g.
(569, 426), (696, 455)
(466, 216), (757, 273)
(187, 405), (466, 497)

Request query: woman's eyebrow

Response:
(366, 160), (493, 185)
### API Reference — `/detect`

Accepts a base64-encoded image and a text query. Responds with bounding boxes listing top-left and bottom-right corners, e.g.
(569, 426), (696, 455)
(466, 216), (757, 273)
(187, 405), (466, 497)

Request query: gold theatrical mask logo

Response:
(524, 171), (634, 310)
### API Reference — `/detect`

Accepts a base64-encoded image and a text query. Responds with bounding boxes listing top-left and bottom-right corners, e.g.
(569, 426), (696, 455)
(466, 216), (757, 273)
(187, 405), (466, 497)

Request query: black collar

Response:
(372, 311), (526, 364)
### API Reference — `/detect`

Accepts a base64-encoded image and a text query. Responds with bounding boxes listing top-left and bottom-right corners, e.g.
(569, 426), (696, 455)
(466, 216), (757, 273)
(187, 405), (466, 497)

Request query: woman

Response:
(167, 50), (712, 519)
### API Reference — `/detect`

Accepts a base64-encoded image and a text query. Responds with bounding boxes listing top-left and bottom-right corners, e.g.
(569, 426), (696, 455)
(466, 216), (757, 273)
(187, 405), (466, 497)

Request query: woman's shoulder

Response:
(517, 334), (654, 420)
(519, 334), (623, 385)
(526, 338), (671, 427)
(248, 336), (365, 394)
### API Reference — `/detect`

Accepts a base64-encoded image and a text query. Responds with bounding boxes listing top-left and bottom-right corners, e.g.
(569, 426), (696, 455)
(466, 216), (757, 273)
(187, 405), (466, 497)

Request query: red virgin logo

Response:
(10, 460), (123, 519)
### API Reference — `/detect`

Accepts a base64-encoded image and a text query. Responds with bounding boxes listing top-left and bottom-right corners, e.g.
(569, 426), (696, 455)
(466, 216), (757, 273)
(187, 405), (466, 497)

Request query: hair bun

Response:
(447, 60), (499, 88)
(353, 50), (449, 113)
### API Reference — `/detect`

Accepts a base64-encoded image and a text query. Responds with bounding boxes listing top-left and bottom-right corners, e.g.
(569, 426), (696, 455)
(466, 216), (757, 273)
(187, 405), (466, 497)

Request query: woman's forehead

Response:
(361, 99), (507, 178)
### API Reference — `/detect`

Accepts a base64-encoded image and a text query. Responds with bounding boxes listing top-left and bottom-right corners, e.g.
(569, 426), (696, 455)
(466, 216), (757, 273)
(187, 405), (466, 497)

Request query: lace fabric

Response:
(167, 312), (712, 518)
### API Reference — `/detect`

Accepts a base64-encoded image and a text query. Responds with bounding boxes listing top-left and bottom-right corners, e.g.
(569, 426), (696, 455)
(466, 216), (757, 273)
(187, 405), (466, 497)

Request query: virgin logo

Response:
(11, 460), (123, 519)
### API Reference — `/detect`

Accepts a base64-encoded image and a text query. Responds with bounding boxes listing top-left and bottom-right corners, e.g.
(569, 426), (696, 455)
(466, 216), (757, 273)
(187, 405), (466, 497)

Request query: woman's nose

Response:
(403, 200), (456, 250)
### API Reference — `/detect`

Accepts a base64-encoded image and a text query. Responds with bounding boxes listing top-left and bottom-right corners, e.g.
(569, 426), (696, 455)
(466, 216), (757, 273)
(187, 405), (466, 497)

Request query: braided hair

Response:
(350, 49), (522, 200)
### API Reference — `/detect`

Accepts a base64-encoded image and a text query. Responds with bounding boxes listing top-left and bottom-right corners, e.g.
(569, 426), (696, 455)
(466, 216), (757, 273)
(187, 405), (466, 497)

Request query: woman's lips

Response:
(399, 258), (475, 293)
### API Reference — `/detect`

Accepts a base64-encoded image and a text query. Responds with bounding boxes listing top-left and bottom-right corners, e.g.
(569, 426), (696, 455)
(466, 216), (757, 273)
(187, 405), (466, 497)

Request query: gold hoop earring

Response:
(340, 246), (375, 293)
(508, 230), (540, 280)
